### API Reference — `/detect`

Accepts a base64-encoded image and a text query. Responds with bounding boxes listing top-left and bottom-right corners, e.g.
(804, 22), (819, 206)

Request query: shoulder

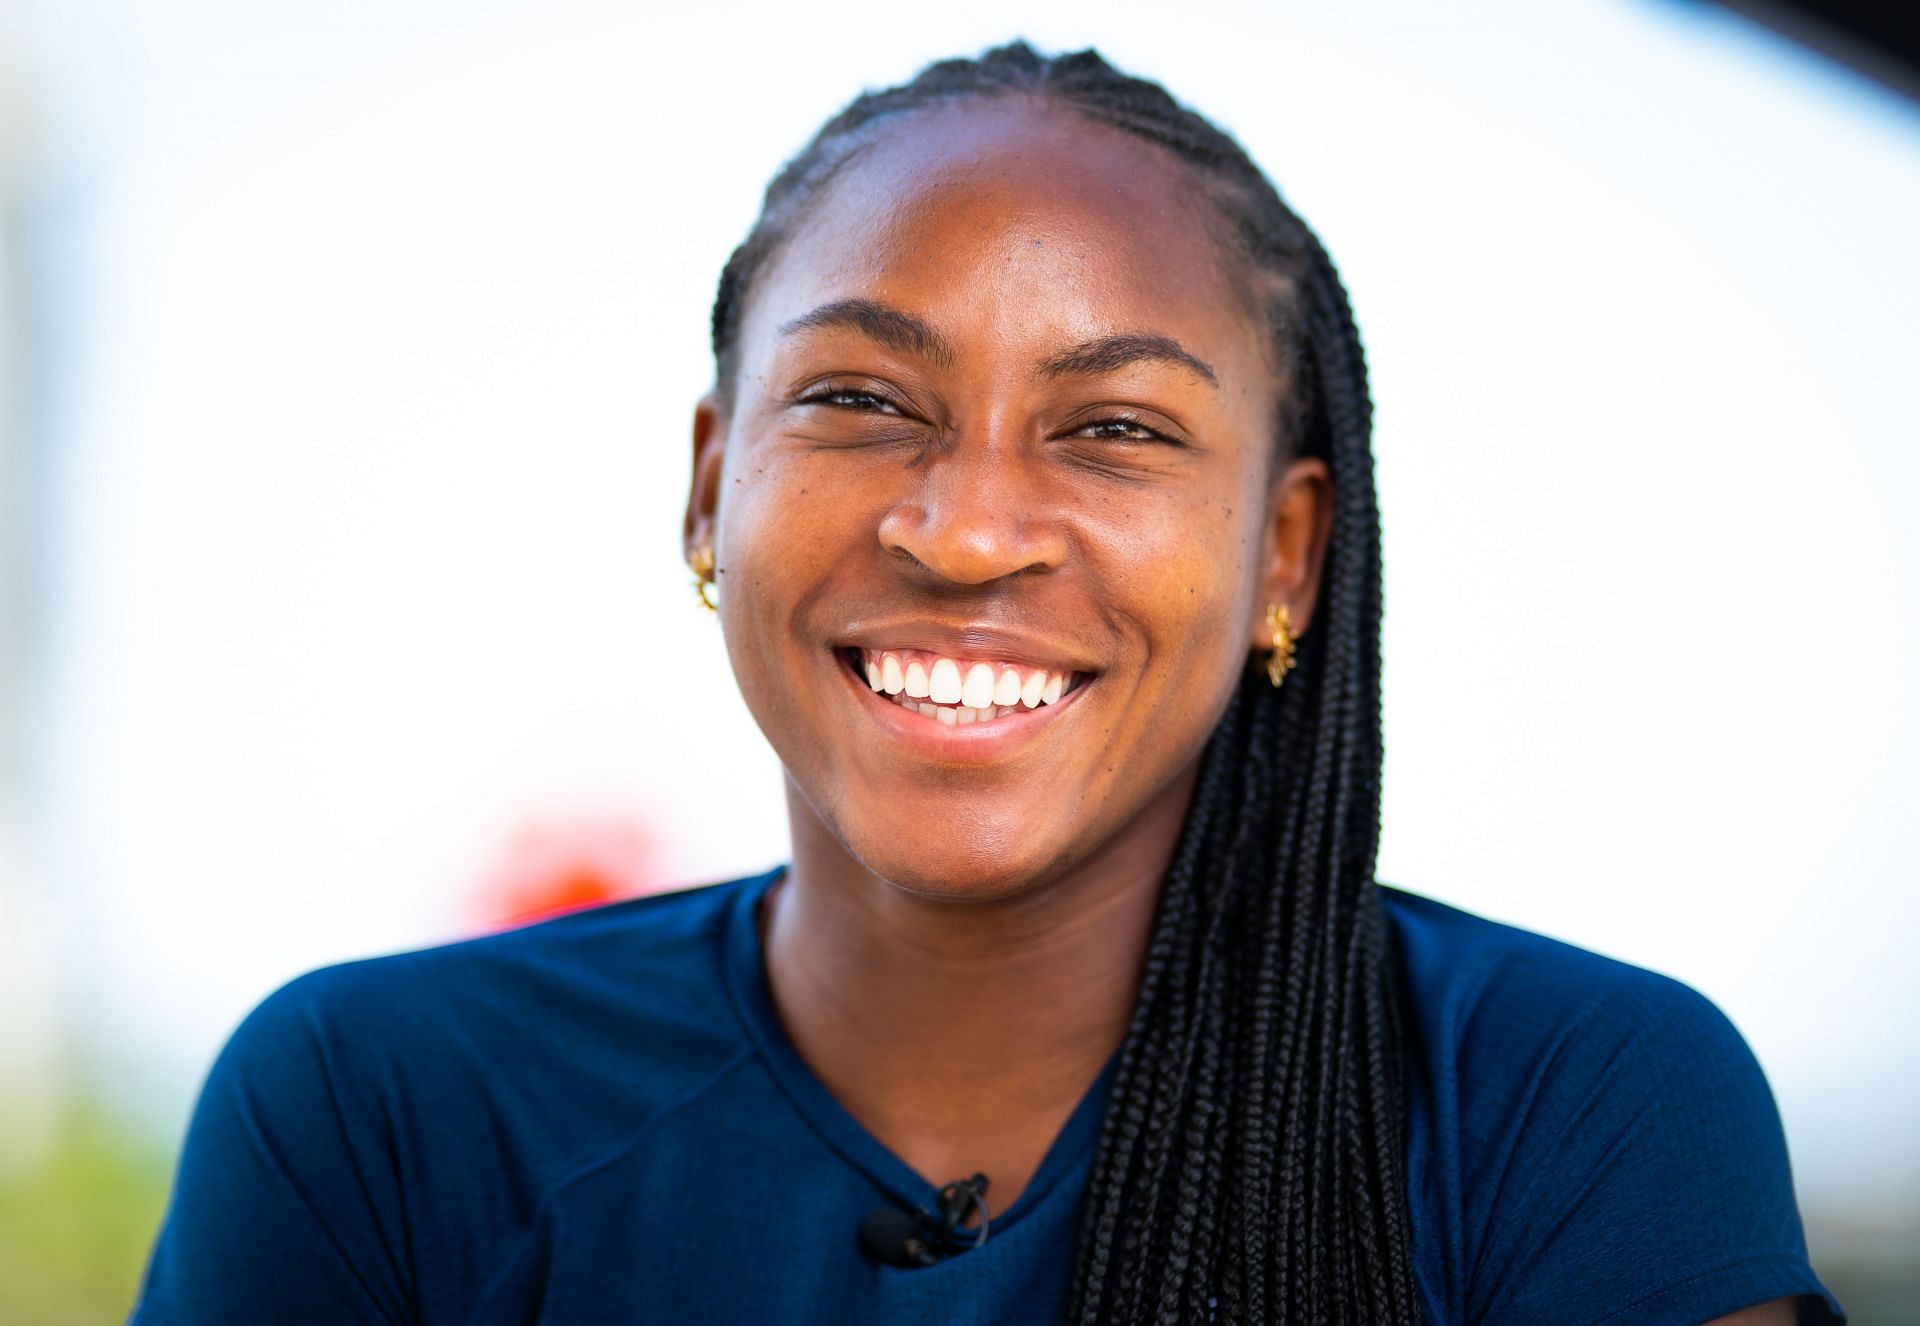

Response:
(1380, 882), (1779, 1179)
(134, 874), (776, 1324)
(1381, 881), (1713, 1022)
(201, 871), (770, 1176)
(236, 872), (759, 1062)
(1379, 886), (1843, 1326)
(1380, 883), (1753, 1090)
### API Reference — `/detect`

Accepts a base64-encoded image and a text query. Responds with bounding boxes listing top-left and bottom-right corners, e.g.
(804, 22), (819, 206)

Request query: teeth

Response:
(961, 663), (996, 709)
(993, 667), (1022, 707)
(858, 648), (1082, 720)
(929, 658), (964, 705)
(1020, 668), (1046, 708)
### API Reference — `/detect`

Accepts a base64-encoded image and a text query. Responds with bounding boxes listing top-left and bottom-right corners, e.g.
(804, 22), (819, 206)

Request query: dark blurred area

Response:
(1710, 0), (1920, 100)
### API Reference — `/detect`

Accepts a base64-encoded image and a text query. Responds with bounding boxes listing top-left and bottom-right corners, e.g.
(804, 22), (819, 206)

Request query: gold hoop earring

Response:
(1265, 602), (1296, 688)
(689, 546), (719, 612)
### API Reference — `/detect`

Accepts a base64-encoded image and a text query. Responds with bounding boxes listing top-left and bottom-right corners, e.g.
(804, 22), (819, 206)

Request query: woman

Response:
(131, 43), (1842, 1325)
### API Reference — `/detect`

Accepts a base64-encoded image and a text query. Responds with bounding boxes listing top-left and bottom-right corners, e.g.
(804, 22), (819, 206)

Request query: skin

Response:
(1709, 1305), (1796, 1326)
(681, 97), (1796, 1322)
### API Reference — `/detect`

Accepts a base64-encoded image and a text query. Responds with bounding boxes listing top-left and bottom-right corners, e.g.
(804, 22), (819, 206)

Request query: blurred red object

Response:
(471, 814), (668, 931)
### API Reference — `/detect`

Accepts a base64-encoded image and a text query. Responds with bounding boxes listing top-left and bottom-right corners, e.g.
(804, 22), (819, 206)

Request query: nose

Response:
(876, 440), (1068, 586)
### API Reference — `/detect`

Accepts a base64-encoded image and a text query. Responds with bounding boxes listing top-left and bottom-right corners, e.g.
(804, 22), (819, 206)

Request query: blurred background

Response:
(0, 0), (1915, 1320)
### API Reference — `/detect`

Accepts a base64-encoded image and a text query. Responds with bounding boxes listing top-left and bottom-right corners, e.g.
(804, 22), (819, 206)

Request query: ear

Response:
(1246, 455), (1335, 651)
(684, 392), (728, 565)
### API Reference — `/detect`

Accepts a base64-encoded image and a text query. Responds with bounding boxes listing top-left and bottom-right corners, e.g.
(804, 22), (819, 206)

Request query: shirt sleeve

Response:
(129, 969), (415, 1326)
(1464, 968), (1844, 1326)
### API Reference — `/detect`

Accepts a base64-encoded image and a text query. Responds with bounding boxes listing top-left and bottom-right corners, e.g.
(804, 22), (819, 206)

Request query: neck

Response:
(761, 764), (1197, 1207)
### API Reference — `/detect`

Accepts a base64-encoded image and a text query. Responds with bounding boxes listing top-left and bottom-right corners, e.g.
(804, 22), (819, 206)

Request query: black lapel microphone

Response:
(858, 1173), (991, 1268)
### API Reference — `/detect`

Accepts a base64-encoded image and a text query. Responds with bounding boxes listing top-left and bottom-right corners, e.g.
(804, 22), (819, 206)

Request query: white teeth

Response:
(929, 658), (964, 705)
(1019, 668), (1047, 708)
(961, 663), (996, 709)
(860, 648), (1082, 721)
(993, 667), (1022, 707)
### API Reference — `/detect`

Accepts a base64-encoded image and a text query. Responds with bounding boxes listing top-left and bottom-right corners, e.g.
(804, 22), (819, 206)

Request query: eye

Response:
(796, 384), (903, 414)
(1071, 413), (1184, 446)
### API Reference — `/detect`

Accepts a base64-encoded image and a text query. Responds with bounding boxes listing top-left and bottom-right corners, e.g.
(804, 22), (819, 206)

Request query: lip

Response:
(834, 620), (1101, 676)
(831, 646), (1090, 764)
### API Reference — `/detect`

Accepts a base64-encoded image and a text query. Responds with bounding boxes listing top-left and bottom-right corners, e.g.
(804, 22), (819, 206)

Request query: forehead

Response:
(747, 98), (1268, 373)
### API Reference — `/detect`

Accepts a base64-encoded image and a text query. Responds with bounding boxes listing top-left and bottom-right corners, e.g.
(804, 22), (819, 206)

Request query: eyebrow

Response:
(778, 298), (1218, 390)
(1039, 334), (1218, 388)
(778, 299), (955, 369)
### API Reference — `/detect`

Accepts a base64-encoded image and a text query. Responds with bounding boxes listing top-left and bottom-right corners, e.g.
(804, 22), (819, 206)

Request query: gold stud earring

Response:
(689, 545), (719, 612)
(1265, 601), (1296, 688)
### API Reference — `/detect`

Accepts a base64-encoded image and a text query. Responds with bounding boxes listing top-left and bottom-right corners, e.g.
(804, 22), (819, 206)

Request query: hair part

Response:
(709, 41), (1419, 1324)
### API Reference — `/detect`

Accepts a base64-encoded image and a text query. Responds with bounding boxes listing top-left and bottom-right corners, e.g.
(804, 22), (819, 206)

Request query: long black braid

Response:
(708, 42), (1419, 1325)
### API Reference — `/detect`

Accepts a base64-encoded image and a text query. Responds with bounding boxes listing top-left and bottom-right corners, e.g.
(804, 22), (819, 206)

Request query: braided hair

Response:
(708, 42), (1419, 1325)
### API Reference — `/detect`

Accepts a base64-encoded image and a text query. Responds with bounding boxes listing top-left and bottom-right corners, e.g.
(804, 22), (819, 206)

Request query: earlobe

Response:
(1263, 602), (1299, 687)
(1247, 456), (1334, 652)
(684, 393), (728, 562)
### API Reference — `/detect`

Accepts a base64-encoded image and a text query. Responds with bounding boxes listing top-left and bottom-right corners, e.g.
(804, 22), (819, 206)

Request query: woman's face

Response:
(688, 99), (1331, 900)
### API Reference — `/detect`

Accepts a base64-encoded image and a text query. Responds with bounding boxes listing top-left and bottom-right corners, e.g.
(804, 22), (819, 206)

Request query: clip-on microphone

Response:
(858, 1173), (992, 1268)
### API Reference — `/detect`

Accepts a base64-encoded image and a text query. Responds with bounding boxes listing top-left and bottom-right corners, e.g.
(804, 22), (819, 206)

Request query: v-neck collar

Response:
(720, 866), (1120, 1234)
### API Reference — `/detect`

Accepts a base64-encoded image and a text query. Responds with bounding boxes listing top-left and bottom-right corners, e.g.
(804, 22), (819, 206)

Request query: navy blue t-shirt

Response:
(130, 869), (1843, 1324)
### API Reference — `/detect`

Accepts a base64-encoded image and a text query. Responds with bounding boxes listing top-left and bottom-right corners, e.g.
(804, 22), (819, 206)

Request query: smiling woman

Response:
(129, 42), (1843, 1326)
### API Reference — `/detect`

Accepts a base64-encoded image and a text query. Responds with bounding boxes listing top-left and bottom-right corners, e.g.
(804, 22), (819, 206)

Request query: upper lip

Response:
(833, 618), (1103, 675)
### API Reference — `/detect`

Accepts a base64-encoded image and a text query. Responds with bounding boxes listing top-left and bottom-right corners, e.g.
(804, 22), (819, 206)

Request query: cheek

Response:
(712, 452), (816, 692)
(711, 446), (891, 714)
(1093, 486), (1257, 675)
(718, 449), (844, 603)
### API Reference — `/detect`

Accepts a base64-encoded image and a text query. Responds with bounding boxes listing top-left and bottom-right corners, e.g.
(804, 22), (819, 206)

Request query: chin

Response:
(843, 817), (1072, 905)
